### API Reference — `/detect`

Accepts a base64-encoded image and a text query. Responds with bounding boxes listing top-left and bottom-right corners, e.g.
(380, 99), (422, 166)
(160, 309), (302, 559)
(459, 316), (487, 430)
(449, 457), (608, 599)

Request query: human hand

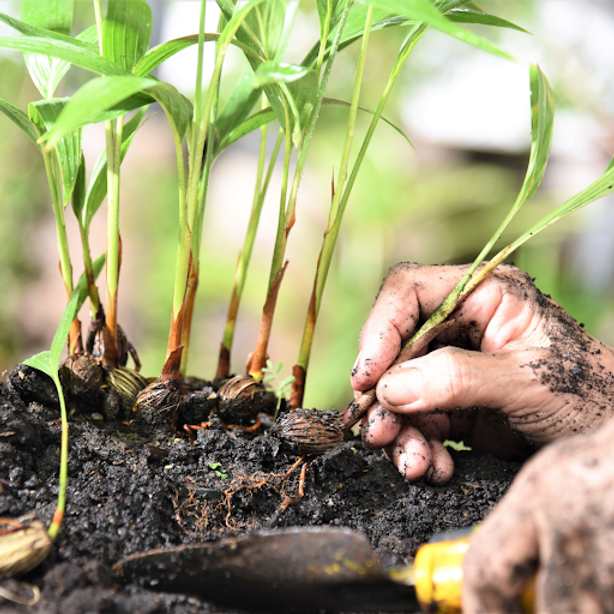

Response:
(462, 418), (614, 613)
(351, 263), (614, 483)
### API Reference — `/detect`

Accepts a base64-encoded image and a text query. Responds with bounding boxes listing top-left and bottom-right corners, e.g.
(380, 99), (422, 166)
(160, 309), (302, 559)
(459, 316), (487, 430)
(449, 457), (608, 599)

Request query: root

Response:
(170, 456), (309, 535)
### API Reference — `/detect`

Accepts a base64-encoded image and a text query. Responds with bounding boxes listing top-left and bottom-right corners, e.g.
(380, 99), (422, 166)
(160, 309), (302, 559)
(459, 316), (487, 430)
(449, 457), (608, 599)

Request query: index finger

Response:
(351, 263), (469, 391)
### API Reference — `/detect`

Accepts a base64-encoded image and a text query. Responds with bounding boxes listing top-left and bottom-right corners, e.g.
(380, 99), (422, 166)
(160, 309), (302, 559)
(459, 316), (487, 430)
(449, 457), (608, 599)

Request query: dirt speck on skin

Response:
(0, 369), (521, 614)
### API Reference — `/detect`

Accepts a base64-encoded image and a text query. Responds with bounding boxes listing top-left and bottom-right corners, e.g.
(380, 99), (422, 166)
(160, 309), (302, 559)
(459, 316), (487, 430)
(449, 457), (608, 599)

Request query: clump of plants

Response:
(2, 0), (614, 582)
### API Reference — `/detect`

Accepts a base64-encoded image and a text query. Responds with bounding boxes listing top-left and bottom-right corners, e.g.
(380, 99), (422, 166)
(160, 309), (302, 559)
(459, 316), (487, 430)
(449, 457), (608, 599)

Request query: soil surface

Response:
(0, 366), (523, 614)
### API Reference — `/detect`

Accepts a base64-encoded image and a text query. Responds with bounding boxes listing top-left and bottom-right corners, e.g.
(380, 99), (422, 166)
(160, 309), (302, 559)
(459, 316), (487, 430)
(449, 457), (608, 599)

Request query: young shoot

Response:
(262, 359), (295, 421)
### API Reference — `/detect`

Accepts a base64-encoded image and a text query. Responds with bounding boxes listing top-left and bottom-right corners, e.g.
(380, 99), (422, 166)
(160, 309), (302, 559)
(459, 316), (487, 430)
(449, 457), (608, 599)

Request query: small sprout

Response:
(262, 360), (295, 421)
(208, 462), (228, 480)
(443, 440), (472, 452)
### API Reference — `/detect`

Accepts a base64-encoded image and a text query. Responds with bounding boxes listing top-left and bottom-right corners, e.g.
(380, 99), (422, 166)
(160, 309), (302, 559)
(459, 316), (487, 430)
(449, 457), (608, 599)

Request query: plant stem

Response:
(41, 149), (80, 353)
(216, 125), (283, 380)
(248, 2), (352, 381)
(46, 378), (68, 540)
(291, 18), (426, 408)
(103, 115), (123, 368)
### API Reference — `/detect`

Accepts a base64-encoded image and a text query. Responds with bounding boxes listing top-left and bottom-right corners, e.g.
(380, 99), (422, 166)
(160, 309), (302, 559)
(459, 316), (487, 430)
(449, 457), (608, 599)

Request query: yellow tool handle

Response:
(413, 534), (535, 614)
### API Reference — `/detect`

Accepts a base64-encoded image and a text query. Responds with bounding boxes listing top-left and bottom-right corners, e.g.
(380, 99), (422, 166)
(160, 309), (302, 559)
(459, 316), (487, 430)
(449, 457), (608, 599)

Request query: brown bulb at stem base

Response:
(59, 353), (104, 400)
(268, 408), (344, 456)
(133, 379), (184, 428)
(217, 375), (266, 425)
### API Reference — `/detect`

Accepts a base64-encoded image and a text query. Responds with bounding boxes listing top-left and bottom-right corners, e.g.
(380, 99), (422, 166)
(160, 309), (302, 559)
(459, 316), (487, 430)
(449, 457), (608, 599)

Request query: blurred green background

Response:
(1, 0), (614, 410)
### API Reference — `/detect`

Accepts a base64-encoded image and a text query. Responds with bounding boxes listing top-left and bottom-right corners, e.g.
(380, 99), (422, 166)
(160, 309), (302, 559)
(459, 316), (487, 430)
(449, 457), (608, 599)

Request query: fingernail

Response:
(381, 368), (422, 407)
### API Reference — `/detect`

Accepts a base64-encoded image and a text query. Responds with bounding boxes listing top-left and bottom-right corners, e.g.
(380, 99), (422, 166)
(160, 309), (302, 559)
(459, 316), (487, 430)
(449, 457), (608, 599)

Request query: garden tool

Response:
(114, 526), (534, 613)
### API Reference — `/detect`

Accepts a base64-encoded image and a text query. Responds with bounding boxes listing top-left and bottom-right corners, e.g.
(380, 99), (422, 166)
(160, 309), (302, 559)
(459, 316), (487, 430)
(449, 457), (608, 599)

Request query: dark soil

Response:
(0, 366), (522, 614)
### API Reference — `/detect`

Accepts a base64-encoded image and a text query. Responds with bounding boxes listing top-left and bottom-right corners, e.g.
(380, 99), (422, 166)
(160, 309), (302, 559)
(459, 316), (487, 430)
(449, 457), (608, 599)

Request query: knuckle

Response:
(435, 347), (475, 406)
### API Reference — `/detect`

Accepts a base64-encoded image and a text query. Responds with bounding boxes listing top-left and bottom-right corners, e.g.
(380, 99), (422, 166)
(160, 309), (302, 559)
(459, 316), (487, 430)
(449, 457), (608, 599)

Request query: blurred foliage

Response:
(1, 0), (614, 411)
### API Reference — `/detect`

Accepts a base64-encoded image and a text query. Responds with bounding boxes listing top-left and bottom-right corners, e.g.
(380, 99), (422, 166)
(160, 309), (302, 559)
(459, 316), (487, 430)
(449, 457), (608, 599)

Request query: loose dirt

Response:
(0, 367), (522, 614)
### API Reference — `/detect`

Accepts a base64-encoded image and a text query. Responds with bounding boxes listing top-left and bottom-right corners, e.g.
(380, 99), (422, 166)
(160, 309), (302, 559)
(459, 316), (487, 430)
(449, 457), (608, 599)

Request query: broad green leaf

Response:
(103, 0), (152, 73)
(368, 0), (516, 61)
(0, 97), (39, 146)
(21, 0), (74, 99)
(24, 252), (105, 376)
(447, 3), (530, 33)
(0, 35), (129, 77)
(81, 107), (149, 230)
(40, 76), (191, 149)
(245, 0), (287, 59)
(135, 33), (261, 77)
(20, 0), (72, 35)
(216, 69), (263, 146)
(253, 61), (312, 87)
(29, 99), (82, 206)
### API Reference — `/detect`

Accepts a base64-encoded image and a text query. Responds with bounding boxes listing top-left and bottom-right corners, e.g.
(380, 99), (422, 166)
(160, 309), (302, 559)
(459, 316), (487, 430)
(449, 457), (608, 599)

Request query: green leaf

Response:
(303, 6), (407, 67)
(367, 0), (516, 61)
(40, 76), (191, 149)
(21, 0), (74, 99)
(322, 97), (413, 147)
(274, 361), (282, 373)
(72, 152), (86, 222)
(23, 253), (105, 377)
(253, 61), (312, 87)
(135, 33), (262, 78)
(280, 375), (295, 387)
(262, 375), (276, 384)
(216, 68), (263, 146)
(245, 0), (287, 59)
(103, 0), (152, 73)
(0, 97), (39, 146)
(29, 98), (82, 206)
(284, 69), (318, 132)
(512, 163), (614, 251)
(316, 0), (348, 41)
(447, 3), (530, 33)
(521, 64), (554, 202)
(443, 439), (472, 451)
(20, 0), (72, 36)
(81, 107), (148, 231)
(0, 33), (129, 77)
(215, 107), (277, 156)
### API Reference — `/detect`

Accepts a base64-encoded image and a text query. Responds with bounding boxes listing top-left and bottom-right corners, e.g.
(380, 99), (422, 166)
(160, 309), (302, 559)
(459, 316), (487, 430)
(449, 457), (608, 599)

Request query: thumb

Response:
(376, 345), (535, 416)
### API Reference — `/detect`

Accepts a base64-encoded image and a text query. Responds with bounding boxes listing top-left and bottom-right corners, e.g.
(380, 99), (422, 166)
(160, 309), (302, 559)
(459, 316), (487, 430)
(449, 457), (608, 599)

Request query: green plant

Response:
(262, 359), (295, 420)
(4, 0), (613, 573)
(208, 462), (228, 480)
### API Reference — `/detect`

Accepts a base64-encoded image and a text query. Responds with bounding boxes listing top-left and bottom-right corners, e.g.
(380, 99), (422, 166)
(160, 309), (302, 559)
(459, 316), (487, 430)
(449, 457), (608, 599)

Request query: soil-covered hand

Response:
(351, 263), (614, 483)
(462, 417), (614, 614)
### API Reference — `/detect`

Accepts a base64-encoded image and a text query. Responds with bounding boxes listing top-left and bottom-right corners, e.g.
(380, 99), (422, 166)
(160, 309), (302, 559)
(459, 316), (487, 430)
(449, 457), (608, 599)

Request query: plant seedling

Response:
(208, 462), (228, 480)
(262, 359), (295, 421)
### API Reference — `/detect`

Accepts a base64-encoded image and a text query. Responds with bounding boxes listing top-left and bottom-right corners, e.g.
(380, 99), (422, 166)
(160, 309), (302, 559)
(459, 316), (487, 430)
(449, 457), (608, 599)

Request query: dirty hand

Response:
(463, 417), (614, 614)
(351, 263), (614, 483)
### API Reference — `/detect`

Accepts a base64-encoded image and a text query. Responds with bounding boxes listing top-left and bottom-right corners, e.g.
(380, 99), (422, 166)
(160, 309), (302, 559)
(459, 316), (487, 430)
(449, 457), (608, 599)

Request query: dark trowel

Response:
(113, 526), (422, 613)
